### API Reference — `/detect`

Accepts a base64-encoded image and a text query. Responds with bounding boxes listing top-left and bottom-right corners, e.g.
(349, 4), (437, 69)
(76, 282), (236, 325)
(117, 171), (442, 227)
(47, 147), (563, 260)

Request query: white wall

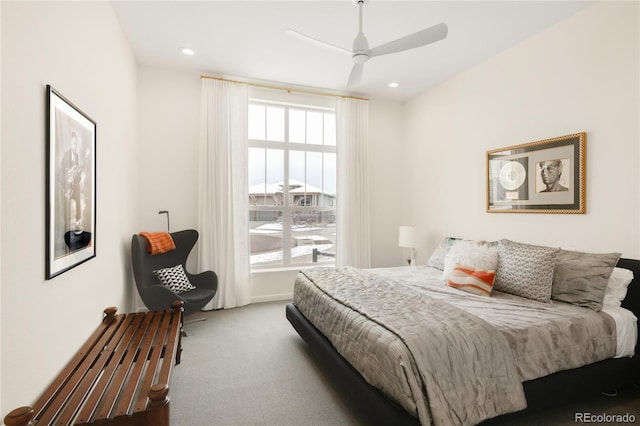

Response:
(368, 99), (406, 267)
(0, 1), (138, 414)
(137, 67), (201, 234)
(135, 66), (202, 309)
(404, 1), (640, 259)
(0, 0), (3, 413)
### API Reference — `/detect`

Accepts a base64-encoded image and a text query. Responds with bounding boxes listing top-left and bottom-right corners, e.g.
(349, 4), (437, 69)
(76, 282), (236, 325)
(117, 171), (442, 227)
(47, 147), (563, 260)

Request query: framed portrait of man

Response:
(536, 158), (570, 193)
(46, 85), (97, 279)
(486, 132), (586, 214)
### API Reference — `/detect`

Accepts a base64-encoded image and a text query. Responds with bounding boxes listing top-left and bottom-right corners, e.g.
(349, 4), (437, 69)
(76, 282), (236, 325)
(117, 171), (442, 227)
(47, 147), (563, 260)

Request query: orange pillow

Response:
(446, 263), (496, 297)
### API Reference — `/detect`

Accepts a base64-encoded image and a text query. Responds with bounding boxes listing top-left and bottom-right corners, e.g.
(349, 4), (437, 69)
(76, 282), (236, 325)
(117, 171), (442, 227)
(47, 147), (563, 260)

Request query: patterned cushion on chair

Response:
(153, 264), (196, 294)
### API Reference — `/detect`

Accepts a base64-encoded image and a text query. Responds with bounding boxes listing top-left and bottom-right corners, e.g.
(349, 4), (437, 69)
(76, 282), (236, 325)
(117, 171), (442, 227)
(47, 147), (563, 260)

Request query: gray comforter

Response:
(294, 266), (616, 426)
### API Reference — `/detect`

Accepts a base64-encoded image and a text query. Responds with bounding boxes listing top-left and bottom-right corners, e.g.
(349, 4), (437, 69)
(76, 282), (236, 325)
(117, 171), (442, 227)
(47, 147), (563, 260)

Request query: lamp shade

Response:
(398, 226), (417, 248)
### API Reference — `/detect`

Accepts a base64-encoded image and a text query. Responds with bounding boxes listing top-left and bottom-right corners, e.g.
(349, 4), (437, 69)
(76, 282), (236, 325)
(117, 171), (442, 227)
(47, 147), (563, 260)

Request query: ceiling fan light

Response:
(388, 82), (399, 88)
(352, 53), (369, 64)
(180, 47), (195, 56)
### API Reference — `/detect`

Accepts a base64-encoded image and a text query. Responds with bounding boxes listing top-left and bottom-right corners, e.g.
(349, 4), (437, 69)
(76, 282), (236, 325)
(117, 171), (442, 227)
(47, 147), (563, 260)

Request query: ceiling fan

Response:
(286, 0), (448, 87)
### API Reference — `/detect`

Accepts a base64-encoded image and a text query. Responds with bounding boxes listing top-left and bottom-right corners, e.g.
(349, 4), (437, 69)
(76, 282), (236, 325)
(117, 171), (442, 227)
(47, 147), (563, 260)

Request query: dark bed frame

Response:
(286, 258), (640, 425)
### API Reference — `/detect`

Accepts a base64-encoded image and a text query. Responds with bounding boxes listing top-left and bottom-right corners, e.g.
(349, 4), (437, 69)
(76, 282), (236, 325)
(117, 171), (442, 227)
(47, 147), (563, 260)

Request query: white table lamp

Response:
(398, 226), (418, 266)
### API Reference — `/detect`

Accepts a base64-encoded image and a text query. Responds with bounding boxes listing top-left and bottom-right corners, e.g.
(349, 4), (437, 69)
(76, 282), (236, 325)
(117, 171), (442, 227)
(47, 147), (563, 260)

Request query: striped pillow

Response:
(446, 263), (496, 297)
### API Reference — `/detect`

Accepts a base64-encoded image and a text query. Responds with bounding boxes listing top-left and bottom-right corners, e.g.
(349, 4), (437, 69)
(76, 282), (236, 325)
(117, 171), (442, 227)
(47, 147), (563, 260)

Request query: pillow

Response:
(442, 241), (498, 282)
(153, 264), (196, 294)
(551, 250), (621, 311)
(494, 239), (560, 303)
(446, 263), (496, 296)
(603, 267), (634, 308)
(426, 237), (461, 270)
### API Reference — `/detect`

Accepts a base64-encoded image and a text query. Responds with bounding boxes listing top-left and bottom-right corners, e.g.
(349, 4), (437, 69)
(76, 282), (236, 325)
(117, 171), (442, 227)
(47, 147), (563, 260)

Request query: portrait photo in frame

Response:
(46, 85), (96, 279)
(486, 132), (586, 214)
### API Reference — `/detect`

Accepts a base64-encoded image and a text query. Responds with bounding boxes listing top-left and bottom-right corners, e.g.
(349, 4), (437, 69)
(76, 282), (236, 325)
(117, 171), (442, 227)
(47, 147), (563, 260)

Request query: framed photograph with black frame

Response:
(46, 85), (96, 279)
(486, 132), (586, 214)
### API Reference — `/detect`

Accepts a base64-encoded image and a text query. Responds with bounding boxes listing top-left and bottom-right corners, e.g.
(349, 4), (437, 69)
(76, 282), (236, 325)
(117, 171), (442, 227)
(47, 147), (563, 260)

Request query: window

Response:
(248, 100), (336, 269)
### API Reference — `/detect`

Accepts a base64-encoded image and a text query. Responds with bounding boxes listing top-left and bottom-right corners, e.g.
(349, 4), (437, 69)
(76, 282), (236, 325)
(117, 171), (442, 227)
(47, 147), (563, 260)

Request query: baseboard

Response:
(251, 293), (293, 304)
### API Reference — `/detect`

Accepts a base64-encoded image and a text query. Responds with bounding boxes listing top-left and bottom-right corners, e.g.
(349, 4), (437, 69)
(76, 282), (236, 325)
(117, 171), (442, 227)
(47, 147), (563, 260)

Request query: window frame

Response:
(248, 99), (337, 270)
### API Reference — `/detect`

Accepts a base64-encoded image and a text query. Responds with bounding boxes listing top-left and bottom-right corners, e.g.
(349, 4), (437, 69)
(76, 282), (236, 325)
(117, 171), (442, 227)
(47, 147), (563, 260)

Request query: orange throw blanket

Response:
(139, 232), (176, 255)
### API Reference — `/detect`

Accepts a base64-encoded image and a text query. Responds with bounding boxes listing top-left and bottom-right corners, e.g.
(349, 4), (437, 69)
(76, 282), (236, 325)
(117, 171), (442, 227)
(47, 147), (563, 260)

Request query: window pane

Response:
(289, 150), (305, 186)
(324, 113), (336, 146)
(306, 111), (323, 145)
(306, 151), (322, 194)
(249, 210), (284, 266)
(289, 109), (305, 144)
(248, 148), (266, 206)
(323, 153), (336, 205)
(266, 149), (284, 194)
(249, 149), (283, 206)
(290, 209), (336, 265)
(266, 106), (284, 142)
(248, 104), (265, 140)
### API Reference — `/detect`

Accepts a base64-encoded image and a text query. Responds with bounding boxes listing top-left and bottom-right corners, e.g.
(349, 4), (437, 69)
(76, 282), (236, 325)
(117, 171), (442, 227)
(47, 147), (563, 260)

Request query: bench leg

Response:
(147, 384), (170, 426)
(4, 406), (34, 426)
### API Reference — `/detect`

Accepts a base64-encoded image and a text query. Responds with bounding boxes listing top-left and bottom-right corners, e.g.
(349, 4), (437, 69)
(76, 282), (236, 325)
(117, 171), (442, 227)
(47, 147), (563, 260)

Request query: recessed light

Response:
(388, 82), (399, 88)
(180, 47), (195, 56)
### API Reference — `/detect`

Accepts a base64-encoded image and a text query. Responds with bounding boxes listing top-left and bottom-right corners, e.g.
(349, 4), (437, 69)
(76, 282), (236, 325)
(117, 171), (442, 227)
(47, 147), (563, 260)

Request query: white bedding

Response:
(602, 304), (638, 358)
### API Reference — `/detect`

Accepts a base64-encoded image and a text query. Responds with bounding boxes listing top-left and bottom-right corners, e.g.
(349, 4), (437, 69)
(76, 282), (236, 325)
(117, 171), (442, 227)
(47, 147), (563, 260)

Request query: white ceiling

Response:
(111, 1), (593, 101)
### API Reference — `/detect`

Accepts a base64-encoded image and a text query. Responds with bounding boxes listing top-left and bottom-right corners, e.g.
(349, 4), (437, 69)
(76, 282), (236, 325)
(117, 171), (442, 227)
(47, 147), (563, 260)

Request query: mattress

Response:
(602, 304), (638, 358)
(293, 265), (631, 425)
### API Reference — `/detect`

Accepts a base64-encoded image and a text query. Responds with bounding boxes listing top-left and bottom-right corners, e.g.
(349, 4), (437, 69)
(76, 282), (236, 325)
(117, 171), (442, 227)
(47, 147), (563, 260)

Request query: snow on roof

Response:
(248, 179), (334, 197)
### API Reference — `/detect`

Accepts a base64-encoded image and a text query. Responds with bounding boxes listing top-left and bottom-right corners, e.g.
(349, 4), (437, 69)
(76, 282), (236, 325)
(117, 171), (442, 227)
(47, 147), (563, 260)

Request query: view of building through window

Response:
(248, 101), (336, 268)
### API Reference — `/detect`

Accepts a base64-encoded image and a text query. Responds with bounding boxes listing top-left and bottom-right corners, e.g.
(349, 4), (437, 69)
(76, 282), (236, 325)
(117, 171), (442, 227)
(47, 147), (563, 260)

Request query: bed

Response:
(286, 240), (640, 425)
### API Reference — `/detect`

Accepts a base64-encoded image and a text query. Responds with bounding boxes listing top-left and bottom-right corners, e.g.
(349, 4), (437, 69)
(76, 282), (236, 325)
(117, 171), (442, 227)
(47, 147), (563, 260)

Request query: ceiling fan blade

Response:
(369, 22), (448, 58)
(285, 28), (351, 55)
(347, 63), (364, 87)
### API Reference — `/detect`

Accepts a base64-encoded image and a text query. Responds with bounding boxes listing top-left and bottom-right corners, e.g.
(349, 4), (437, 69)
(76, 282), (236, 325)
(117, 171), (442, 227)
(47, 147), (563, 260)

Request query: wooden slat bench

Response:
(4, 301), (184, 426)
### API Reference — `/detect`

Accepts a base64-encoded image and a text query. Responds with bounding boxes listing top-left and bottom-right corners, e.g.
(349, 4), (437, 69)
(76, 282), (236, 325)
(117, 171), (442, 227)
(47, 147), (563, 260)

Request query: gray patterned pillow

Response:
(426, 237), (461, 270)
(551, 250), (621, 311)
(153, 264), (196, 294)
(494, 239), (560, 303)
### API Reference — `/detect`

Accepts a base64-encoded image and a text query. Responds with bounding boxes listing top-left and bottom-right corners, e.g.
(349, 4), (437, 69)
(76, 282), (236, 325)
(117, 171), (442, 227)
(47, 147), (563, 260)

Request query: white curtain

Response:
(336, 97), (371, 268)
(198, 78), (251, 309)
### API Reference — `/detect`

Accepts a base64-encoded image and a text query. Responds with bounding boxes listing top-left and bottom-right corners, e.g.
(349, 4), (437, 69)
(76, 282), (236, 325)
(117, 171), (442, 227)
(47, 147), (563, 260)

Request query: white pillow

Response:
(442, 241), (498, 282)
(603, 267), (634, 307)
(427, 237), (461, 270)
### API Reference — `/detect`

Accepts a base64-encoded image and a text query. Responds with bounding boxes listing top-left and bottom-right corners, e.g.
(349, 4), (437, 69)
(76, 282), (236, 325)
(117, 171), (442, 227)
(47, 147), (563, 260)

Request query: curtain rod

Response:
(200, 75), (369, 101)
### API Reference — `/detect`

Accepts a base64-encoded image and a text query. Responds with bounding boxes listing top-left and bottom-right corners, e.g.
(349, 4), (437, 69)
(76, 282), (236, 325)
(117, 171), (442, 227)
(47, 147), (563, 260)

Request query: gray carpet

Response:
(170, 301), (640, 426)
(170, 301), (359, 426)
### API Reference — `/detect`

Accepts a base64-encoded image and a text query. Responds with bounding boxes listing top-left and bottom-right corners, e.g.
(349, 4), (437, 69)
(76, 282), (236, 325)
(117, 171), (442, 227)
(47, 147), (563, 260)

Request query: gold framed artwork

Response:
(486, 132), (586, 214)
